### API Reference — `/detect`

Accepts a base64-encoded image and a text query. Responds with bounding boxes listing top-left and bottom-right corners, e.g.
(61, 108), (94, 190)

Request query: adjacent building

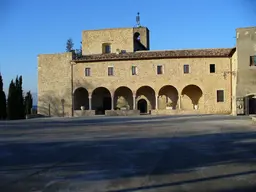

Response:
(38, 25), (256, 117)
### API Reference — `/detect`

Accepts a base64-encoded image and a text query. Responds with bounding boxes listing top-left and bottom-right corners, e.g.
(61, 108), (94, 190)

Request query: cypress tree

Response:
(0, 73), (7, 120)
(18, 76), (25, 119)
(24, 91), (33, 115)
(7, 80), (16, 120)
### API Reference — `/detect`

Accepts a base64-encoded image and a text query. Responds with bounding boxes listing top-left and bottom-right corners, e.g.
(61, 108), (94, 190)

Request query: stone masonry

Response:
(37, 26), (256, 117)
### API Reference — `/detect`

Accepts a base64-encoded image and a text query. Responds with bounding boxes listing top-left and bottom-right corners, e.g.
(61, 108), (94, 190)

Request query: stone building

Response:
(38, 25), (256, 117)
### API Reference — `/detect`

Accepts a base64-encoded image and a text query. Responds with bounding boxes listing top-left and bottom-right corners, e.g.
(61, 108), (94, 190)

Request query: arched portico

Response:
(92, 87), (111, 114)
(74, 87), (89, 110)
(114, 86), (133, 110)
(158, 85), (179, 109)
(181, 85), (203, 110)
(136, 86), (155, 113)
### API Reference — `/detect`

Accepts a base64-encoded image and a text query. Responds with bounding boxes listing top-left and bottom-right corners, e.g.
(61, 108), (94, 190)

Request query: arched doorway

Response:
(247, 94), (256, 114)
(114, 86), (133, 110)
(138, 99), (147, 113)
(74, 87), (89, 110)
(92, 87), (111, 115)
(181, 85), (203, 110)
(158, 85), (179, 109)
(136, 86), (155, 113)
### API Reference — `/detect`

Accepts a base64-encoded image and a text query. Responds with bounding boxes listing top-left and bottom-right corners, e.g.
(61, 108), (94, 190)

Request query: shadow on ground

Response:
(0, 129), (256, 191)
(0, 115), (250, 130)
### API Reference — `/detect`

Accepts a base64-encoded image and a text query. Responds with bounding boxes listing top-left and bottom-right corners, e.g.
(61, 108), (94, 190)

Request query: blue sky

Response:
(0, 0), (256, 94)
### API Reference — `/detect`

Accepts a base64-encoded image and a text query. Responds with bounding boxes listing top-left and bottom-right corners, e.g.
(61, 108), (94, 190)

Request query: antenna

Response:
(136, 12), (141, 27)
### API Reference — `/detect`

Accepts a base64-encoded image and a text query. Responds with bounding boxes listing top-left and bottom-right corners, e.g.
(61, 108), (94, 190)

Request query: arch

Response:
(138, 99), (147, 113)
(181, 85), (203, 110)
(136, 86), (155, 112)
(134, 32), (141, 41)
(158, 85), (179, 109)
(114, 86), (133, 110)
(74, 87), (89, 110)
(92, 87), (111, 115)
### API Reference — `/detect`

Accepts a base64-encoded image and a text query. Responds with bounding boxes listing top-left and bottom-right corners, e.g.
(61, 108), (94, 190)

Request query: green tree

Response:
(66, 38), (74, 52)
(7, 76), (25, 120)
(7, 80), (16, 120)
(24, 91), (33, 115)
(18, 76), (25, 119)
(0, 73), (7, 120)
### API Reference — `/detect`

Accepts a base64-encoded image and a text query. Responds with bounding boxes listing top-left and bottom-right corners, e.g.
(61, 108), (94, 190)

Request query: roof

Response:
(74, 48), (236, 63)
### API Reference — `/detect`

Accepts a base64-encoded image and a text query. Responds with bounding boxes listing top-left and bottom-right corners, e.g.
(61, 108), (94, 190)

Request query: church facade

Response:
(38, 25), (256, 117)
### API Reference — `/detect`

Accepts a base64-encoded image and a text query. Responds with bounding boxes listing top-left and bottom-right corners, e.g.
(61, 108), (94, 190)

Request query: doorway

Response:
(137, 99), (147, 114)
(248, 95), (256, 114)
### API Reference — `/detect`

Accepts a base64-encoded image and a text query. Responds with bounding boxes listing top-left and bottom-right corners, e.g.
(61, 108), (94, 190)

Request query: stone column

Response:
(111, 95), (114, 110)
(133, 95), (136, 110)
(155, 95), (158, 110)
(179, 95), (181, 110)
(89, 95), (92, 110)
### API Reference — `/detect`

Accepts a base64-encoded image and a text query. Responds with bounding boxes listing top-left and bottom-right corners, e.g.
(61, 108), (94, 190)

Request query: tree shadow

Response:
(0, 128), (256, 191)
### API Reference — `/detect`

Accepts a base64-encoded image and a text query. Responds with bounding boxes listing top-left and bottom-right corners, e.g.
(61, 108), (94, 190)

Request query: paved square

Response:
(0, 115), (256, 192)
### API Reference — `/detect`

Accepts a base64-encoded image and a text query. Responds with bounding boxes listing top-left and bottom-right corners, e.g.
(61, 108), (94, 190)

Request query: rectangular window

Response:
(108, 67), (114, 76)
(157, 65), (163, 74)
(210, 64), (215, 73)
(184, 64), (189, 73)
(250, 56), (256, 66)
(132, 66), (137, 75)
(217, 90), (224, 102)
(85, 68), (90, 76)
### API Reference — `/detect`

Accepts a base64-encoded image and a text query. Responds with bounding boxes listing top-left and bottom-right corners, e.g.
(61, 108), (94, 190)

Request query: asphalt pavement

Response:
(0, 114), (256, 192)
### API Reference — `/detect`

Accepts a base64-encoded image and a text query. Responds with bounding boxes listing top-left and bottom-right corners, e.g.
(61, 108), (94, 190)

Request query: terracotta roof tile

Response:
(74, 48), (236, 62)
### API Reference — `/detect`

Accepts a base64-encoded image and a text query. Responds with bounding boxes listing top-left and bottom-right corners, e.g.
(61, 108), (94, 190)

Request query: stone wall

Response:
(236, 27), (256, 97)
(73, 57), (232, 114)
(105, 110), (140, 116)
(38, 52), (72, 117)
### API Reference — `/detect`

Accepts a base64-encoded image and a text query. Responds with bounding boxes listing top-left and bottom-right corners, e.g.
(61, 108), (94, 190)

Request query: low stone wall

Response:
(74, 110), (95, 117)
(151, 109), (204, 115)
(105, 110), (140, 116)
(26, 114), (47, 119)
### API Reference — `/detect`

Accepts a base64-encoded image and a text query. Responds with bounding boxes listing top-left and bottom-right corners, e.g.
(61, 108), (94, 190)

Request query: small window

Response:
(132, 66), (137, 75)
(85, 68), (90, 76)
(217, 90), (224, 102)
(184, 64), (189, 73)
(108, 67), (114, 76)
(102, 43), (111, 54)
(210, 64), (215, 73)
(157, 65), (163, 74)
(250, 56), (256, 66)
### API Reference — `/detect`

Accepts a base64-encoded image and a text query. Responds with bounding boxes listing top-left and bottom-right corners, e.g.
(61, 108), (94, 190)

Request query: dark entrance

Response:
(248, 95), (256, 114)
(138, 99), (147, 113)
(96, 97), (111, 115)
(103, 97), (111, 110)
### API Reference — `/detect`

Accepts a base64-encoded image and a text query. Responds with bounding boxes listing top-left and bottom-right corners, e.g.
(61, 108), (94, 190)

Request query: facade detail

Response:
(37, 26), (256, 117)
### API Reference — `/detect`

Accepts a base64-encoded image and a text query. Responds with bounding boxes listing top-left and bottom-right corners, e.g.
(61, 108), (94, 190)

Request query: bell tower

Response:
(133, 12), (150, 51)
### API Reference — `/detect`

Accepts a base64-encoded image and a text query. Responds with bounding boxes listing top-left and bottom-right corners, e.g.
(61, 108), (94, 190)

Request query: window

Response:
(250, 56), (256, 66)
(184, 64), (189, 73)
(132, 66), (137, 75)
(210, 64), (215, 73)
(108, 67), (114, 76)
(157, 65), (163, 74)
(102, 43), (111, 54)
(217, 90), (224, 102)
(85, 68), (90, 76)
